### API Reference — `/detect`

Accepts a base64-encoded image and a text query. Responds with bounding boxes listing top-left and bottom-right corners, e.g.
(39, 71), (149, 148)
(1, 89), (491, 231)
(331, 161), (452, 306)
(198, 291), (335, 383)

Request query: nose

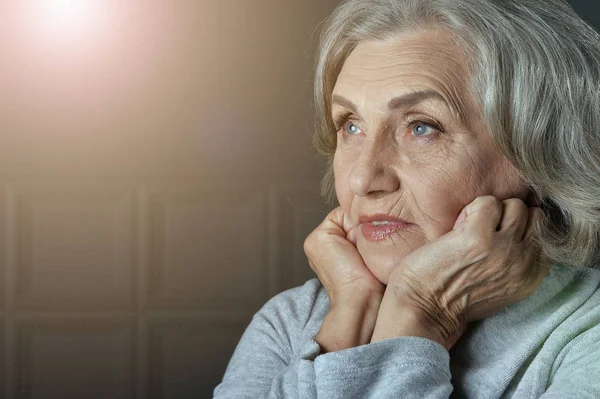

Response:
(348, 136), (400, 197)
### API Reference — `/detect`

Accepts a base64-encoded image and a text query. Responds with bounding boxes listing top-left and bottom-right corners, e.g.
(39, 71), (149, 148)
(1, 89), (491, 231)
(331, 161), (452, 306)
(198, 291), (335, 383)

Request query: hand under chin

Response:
(358, 247), (402, 286)
(356, 231), (433, 286)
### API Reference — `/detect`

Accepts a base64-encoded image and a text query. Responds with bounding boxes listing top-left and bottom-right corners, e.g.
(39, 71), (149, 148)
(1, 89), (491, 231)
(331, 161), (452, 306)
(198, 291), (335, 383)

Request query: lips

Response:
(358, 214), (412, 242)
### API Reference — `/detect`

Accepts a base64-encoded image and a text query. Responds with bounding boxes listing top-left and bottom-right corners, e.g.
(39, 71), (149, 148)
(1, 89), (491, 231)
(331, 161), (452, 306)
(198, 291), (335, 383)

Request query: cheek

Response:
(412, 152), (528, 241)
(409, 172), (465, 235)
(408, 150), (487, 234)
(333, 151), (353, 210)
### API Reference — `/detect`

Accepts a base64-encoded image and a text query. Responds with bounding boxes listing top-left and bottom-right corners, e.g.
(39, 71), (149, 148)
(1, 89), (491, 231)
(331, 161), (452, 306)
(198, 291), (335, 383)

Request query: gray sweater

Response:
(213, 264), (600, 398)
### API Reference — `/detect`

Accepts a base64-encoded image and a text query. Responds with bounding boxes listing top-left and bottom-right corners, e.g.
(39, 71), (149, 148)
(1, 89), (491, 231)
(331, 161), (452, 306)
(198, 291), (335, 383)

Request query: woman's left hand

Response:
(370, 196), (552, 351)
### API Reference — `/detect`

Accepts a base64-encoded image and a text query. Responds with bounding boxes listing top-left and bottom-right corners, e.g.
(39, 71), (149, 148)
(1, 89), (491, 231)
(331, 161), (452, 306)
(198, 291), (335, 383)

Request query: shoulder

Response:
(550, 265), (600, 364)
(257, 277), (330, 327)
(548, 315), (600, 395)
(253, 278), (330, 348)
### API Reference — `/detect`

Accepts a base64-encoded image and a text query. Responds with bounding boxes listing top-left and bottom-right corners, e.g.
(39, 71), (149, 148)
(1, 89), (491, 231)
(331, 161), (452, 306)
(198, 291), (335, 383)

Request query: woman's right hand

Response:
(304, 206), (385, 353)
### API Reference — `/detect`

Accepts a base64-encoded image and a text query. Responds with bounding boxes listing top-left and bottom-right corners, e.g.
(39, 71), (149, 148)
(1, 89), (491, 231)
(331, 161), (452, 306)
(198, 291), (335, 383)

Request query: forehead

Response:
(333, 29), (472, 121)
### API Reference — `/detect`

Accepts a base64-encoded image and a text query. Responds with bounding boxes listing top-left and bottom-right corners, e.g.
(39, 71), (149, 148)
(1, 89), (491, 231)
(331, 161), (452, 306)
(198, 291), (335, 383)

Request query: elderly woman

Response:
(214, 0), (600, 397)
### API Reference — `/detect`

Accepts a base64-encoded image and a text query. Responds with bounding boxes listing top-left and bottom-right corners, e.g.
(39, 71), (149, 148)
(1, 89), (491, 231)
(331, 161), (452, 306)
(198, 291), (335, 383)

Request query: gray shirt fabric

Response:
(213, 264), (600, 398)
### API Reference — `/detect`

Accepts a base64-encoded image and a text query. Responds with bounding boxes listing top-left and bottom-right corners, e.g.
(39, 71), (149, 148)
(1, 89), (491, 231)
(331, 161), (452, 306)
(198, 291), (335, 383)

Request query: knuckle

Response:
(390, 268), (426, 302)
(303, 233), (311, 248)
(390, 277), (414, 302)
(472, 195), (501, 213)
(462, 233), (478, 252)
(303, 233), (316, 256)
(482, 230), (496, 247)
(502, 197), (526, 209)
(471, 196), (486, 208)
(466, 231), (493, 255)
(504, 218), (519, 231)
(477, 195), (499, 206)
(508, 198), (529, 216)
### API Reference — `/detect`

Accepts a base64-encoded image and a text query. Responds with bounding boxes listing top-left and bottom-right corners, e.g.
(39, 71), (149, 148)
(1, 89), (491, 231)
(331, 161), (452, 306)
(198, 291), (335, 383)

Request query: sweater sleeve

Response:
(212, 279), (322, 398)
(313, 336), (453, 398)
(541, 323), (600, 398)
(213, 278), (455, 398)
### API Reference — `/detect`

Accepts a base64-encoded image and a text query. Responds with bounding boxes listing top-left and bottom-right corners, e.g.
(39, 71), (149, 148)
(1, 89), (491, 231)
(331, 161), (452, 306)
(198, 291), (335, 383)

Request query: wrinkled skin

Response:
(371, 195), (549, 349)
(305, 28), (550, 352)
(331, 29), (538, 285)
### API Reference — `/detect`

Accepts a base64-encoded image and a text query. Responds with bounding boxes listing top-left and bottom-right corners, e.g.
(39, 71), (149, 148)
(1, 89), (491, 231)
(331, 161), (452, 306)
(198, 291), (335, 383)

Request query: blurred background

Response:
(0, 0), (597, 398)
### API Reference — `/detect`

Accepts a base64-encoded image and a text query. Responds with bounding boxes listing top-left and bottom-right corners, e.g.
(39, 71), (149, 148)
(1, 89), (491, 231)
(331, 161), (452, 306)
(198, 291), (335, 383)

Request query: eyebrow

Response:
(332, 90), (462, 121)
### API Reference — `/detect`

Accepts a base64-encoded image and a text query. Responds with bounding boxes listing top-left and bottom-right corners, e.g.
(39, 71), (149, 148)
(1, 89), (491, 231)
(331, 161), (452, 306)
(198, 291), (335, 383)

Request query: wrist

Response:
(316, 293), (383, 354)
(332, 287), (384, 311)
(371, 294), (452, 350)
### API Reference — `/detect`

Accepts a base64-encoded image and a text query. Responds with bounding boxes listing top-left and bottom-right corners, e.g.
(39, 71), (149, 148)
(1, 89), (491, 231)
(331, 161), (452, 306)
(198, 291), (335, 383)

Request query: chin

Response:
(356, 226), (426, 286)
(358, 247), (401, 286)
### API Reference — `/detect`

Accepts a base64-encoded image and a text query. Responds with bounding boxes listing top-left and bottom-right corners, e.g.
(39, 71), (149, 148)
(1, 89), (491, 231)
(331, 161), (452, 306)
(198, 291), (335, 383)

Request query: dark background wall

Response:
(0, 1), (338, 398)
(0, 1), (597, 399)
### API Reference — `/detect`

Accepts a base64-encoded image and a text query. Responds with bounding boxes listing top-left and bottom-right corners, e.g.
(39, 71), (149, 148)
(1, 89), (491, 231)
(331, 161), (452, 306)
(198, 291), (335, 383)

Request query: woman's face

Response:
(332, 29), (533, 285)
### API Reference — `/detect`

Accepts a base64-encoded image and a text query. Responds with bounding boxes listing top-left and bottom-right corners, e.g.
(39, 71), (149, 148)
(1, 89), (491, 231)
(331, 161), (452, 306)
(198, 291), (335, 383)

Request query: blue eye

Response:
(412, 122), (436, 137)
(344, 121), (362, 135)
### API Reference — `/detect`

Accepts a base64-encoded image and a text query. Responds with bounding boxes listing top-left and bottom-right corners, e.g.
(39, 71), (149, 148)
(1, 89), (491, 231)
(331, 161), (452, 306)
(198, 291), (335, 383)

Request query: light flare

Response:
(21, 0), (111, 47)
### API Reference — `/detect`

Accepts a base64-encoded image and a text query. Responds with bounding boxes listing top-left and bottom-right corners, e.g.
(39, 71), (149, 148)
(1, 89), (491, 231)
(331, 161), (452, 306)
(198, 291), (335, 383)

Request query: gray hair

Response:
(312, 0), (600, 270)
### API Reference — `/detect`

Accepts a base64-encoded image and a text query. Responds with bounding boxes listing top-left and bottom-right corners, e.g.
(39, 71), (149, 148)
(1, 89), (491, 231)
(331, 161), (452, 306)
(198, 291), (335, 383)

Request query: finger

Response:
(452, 207), (468, 230)
(497, 198), (529, 241)
(522, 207), (545, 243)
(346, 225), (357, 245)
(322, 207), (355, 237)
(461, 196), (503, 234)
(330, 207), (355, 235)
